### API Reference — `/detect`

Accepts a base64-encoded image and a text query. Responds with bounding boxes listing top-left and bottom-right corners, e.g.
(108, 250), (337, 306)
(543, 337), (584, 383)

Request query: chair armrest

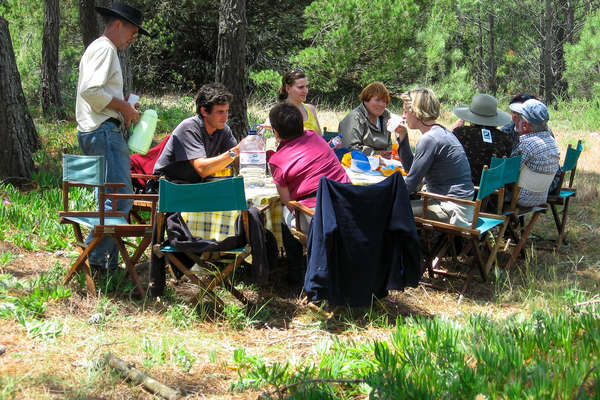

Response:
(131, 173), (159, 181)
(414, 216), (480, 236)
(59, 210), (126, 218)
(287, 200), (315, 217)
(104, 182), (126, 188)
(478, 212), (506, 221)
(416, 191), (476, 206)
(106, 193), (158, 201)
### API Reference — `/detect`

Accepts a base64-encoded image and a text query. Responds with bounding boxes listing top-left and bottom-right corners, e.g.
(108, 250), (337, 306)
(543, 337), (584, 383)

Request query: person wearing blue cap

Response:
(509, 99), (560, 207)
(76, 2), (153, 274)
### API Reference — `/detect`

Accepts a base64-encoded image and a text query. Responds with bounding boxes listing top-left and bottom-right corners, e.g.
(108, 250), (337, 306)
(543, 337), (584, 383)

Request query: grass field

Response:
(0, 98), (599, 399)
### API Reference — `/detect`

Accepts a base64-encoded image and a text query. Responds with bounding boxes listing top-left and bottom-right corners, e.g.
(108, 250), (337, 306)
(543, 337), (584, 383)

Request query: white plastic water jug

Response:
(239, 129), (266, 188)
(128, 109), (158, 155)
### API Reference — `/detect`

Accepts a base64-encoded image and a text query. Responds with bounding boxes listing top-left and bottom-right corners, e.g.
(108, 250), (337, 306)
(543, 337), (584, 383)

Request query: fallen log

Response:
(103, 352), (180, 400)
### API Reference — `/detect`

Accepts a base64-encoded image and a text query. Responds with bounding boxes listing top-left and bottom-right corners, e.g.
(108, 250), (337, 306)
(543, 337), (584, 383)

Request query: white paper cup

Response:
(127, 93), (139, 106)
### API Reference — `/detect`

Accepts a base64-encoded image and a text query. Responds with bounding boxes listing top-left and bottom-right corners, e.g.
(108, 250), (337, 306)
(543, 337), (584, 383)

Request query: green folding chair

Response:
(59, 154), (158, 297)
(152, 178), (252, 306)
(547, 140), (583, 248)
(415, 163), (506, 292)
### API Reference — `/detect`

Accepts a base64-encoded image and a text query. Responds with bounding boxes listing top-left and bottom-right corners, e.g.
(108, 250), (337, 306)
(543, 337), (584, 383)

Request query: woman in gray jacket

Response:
(338, 82), (394, 157)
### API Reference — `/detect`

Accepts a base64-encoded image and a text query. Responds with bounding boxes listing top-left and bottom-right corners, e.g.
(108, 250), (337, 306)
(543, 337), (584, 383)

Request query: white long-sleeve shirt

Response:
(76, 36), (124, 132)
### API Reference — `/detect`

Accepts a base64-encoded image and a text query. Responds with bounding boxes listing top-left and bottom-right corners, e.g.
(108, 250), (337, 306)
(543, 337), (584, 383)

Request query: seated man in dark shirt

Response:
(153, 83), (240, 183)
(451, 93), (513, 186)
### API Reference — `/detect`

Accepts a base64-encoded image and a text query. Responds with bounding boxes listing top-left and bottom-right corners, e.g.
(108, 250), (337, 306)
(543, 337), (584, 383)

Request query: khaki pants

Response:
(411, 198), (474, 228)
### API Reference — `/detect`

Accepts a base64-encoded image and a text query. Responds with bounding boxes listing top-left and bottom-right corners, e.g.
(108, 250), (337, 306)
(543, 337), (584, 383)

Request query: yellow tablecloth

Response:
(181, 184), (283, 248)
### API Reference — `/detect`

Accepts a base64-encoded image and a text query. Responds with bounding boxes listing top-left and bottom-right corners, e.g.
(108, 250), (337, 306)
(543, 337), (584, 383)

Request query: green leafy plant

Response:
(232, 310), (600, 398)
(166, 303), (198, 329)
(0, 251), (17, 267)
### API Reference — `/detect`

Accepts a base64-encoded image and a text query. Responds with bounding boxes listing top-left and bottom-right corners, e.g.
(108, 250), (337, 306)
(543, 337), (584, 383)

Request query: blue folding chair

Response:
(59, 155), (157, 297)
(548, 140), (583, 248)
(415, 163), (507, 292)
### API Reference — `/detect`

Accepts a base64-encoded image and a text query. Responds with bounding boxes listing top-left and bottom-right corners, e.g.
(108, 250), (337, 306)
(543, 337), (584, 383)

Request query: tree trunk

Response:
(0, 17), (39, 184)
(543, 0), (554, 103)
(476, 2), (484, 91)
(42, 0), (66, 120)
(487, 9), (497, 94)
(215, 0), (248, 141)
(119, 48), (133, 96)
(79, 0), (101, 47)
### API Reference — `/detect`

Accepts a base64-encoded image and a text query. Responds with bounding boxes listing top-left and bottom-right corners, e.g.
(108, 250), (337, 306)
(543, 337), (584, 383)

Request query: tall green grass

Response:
(233, 308), (600, 399)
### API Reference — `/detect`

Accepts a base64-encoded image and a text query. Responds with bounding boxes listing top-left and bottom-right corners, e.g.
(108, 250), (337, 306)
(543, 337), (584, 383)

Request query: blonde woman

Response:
(395, 88), (474, 226)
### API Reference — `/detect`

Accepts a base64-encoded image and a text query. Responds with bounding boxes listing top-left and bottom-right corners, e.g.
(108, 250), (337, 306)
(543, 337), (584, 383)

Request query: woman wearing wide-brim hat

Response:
(451, 93), (514, 186)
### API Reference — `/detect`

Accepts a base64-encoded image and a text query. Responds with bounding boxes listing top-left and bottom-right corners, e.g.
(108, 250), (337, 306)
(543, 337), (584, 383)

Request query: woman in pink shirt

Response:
(268, 103), (350, 284)
(269, 104), (350, 210)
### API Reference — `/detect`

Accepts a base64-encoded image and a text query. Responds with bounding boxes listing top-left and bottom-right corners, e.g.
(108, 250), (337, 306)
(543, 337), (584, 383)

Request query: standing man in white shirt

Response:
(75, 2), (152, 273)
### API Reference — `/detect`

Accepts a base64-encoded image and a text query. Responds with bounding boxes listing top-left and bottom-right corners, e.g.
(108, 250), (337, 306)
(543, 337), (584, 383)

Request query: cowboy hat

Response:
(95, 2), (152, 37)
(453, 93), (511, 127)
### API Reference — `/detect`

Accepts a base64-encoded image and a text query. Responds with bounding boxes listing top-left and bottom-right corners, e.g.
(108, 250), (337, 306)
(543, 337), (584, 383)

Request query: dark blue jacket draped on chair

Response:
(304, 173), (422, 307)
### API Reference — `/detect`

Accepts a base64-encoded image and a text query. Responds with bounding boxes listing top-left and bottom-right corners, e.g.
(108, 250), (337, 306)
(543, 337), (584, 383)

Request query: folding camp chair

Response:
(547, 140), (583, 249)
(152, 178), (253, 306)
(286, 200), (315, 247)
(415, 163), (506, 293)
(59, 154), (158, 297)
(501, 157), (556, 270)
(129, 173), (159, 224)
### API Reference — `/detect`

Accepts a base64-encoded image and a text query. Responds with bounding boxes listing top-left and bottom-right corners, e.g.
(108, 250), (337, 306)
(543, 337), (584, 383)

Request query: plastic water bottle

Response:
(128, 109), (158, 155)
(329, 134), (343, 149)
(239, 129), (266, 188)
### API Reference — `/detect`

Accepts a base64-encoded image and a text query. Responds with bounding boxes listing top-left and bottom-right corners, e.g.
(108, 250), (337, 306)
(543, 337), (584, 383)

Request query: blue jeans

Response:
(78, 121), (133, 269)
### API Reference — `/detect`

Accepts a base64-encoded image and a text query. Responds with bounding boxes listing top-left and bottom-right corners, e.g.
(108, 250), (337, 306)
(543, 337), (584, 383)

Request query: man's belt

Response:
(106, 117), (121, 127)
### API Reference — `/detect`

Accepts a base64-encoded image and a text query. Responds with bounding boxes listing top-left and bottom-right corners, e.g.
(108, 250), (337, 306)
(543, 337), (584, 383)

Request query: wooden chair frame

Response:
(286, 200), (316, 247)
(59, 155), (158, 298)
(499, 156), (556, 270)
(415, 164), (506, 293)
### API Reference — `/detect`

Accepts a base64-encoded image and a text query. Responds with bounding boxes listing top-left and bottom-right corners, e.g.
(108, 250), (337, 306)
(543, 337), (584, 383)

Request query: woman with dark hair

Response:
(276, 68), (322, 134)
(268, 103), (349, 283)
(269, 103), (349, 211)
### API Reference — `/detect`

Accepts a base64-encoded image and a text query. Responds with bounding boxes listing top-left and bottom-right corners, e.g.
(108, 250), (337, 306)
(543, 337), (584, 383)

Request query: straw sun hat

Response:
(453, 94), (511, 127)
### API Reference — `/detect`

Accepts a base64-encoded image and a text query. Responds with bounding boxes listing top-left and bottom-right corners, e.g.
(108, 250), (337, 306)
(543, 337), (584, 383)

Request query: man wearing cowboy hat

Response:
(451, 93), (514, 186)
(75, 2), (152, 274)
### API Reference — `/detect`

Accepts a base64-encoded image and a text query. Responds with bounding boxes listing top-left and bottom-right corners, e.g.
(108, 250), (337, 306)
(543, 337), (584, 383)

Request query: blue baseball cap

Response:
(509, 99), (549, 123)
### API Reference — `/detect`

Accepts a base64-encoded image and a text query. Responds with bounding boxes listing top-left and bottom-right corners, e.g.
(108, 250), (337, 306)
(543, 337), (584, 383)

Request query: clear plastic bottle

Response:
(239, 130), (266, 188)
(329, 134), (343, 149)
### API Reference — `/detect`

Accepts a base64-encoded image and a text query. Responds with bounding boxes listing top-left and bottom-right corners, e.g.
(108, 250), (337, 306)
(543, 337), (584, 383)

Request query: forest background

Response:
(3, 0), (600, 133)
(2, 1), (600, 397)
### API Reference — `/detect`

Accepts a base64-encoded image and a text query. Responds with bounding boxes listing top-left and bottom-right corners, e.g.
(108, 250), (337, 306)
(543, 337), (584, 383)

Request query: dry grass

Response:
(1, 105), (599, 399)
